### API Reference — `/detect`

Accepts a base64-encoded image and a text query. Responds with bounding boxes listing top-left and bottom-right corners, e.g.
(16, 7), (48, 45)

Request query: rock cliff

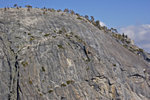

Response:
(0, 8), (150, 100)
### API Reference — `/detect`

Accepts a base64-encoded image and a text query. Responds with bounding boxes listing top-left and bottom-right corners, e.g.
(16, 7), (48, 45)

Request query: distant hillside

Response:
(0, 7), (150, 100)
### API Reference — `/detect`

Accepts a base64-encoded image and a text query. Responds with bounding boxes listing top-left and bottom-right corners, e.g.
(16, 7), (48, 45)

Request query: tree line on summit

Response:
(4, 4), (119, 34)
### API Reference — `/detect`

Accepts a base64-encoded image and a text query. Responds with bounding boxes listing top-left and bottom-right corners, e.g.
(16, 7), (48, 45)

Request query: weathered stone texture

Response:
(0, 8), (150, 100)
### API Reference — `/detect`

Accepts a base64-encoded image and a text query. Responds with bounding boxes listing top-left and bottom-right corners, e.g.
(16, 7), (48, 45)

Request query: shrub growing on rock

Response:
(90, 16), (95, 23)
(64, 8), (69, 13)
(70, 10), (75, 15)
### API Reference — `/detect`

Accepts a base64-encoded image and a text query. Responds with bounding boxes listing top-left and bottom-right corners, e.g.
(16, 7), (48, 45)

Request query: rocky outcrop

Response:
(0, 8), (150, 100)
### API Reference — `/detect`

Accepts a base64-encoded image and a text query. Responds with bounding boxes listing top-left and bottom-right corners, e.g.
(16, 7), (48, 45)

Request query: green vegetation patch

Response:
(48, 89), (53, 93)
(58, 30), (63, 34)
(66, 80), (74, 85)
(52, 36), (56, 38)
(57, 44), (64, 49)
(126, 40), (131, 44)
(53, 30), (56, 33)
(44, 33), (50, 37)
(29, 36), (35, 42)
(61, 83), (67, 87)
(113, 64), (116, 67)
(28, 33), (31, 35)
(21, 61), (28, 67)
(65, 34), (71, 38)
(74, 35), (83, 43)
(39, 93), (43, 96)
(123, 45), (128, 48)
(138, 48), (144, 52)
(29, 80), (33, 84)
(77, 16), (83, 20)
(41, 66), (45, 72)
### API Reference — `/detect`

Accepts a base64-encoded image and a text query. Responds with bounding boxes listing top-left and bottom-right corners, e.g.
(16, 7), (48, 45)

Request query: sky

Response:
(0, 0), (150, 52)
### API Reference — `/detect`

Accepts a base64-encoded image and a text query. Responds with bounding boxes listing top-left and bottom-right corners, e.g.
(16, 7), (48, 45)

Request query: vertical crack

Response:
(83, 45), (90, 61)
(6, 54), (13, 100)
(15, 55), (20, 100)
(0, 37), (13, 99)
(0, 37), (21, 99)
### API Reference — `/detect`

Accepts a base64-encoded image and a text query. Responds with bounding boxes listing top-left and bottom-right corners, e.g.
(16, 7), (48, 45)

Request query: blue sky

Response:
(0, 0), (150, 52)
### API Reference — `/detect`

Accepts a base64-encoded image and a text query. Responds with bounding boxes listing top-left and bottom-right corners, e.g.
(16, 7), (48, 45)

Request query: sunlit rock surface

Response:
(0, 8), (150, 100)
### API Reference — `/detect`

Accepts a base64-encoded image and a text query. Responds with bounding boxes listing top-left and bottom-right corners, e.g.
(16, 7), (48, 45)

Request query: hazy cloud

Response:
(142, 44), (150, 50)
(100, 21), (106, 26)
(120, 24), (150, 52)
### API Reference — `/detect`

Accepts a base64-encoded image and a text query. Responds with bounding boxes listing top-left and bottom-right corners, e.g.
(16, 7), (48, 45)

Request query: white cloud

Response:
(100, 21), (106, 26)
(142, 44), (150, 50)
(120, 24), (150, 52)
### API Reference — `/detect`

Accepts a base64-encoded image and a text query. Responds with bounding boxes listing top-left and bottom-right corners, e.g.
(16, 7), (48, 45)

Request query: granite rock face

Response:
(0, 8), (150, 100)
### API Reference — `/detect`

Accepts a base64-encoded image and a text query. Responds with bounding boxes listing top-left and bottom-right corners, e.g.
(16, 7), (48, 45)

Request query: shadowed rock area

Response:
(0, 8), (150, 100)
